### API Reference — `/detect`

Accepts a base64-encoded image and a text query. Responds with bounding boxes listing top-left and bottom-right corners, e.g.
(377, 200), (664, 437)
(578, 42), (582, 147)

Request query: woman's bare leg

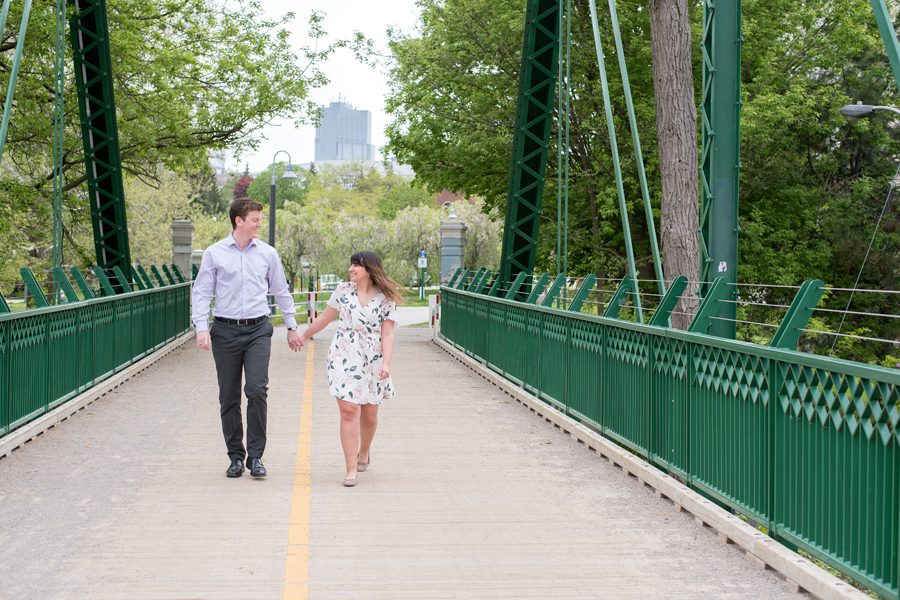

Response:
(359, 403), (379, 465)
(337, 399), (361, 479)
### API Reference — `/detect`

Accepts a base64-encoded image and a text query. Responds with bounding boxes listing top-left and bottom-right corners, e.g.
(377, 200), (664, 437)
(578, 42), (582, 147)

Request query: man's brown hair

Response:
(229, 198), (264, 229)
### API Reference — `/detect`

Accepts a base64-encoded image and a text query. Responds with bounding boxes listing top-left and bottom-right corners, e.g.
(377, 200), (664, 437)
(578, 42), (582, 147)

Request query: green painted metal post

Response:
(605, 0), (666, 296)
(540, 273), (568, 307)
(567, 274), (597, 312)
(93, 266), (117, 296)
(0, 1), (12, 50)
(770, 279), (825, 350)
(52, 267), (80, 303)
(488, 276), (504, 297)
(112, 266), (133, 293)
(70, 0), (131, 282)
(648, 276), (689, 327)
(603, 276), (634, 318)
(587, 0), (643, 322)
(20, 268), (49, 308)
(447, 268), (463, 288)
(171, 265), (186, 284)
(0, 0), (33, 161)
(149, 266), (167, 287)
(191, 264), (199, 280)
(526, 273), (551, 304)
(473, 270), (493, 294)
(455, 269), (473, 290)
(136, 265), (154, 289)
(129, 267), (146, 290)
(699, 0), (742, 338)
(466, 268), (487, 292)
(161, 264), (177, 285)
(687, 277), (731, 334)
(504, 272), (529, 300)
(0, 291), (9, 313)
(498, 0), (561, 285)
(70, 267), (96, 299)
(870, 0), (900, 95)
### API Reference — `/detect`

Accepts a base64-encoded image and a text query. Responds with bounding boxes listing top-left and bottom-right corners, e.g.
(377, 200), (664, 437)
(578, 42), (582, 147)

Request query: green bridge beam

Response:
(70, 0), (130, 288)
(499, 0), (561, 286)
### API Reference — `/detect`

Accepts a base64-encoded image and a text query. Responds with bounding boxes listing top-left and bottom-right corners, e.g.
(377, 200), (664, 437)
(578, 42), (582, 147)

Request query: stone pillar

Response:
(171, 220), (194, 279)
(440, 203), (467, 283)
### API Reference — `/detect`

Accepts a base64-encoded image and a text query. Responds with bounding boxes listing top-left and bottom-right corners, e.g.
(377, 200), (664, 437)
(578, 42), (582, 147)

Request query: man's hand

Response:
(196, 330), (211, 351)
(287, 328), (303, 351)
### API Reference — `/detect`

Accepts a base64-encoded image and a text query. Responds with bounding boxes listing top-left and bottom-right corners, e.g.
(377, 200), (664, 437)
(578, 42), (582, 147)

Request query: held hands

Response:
(287, 328), (303, 352)
(196, 330), (211, 351)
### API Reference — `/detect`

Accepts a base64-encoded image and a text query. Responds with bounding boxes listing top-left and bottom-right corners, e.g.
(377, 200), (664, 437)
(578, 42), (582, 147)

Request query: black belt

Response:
(214, 315), (269, 326)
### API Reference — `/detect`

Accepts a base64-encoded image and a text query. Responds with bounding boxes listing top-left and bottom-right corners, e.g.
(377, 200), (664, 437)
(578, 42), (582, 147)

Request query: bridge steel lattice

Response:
(440, 283), (900, 599)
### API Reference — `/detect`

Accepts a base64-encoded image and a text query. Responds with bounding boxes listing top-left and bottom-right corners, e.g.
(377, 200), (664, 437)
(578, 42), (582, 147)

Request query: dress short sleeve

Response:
(381, 299), (398, 323)
(327, 282), (349, 309)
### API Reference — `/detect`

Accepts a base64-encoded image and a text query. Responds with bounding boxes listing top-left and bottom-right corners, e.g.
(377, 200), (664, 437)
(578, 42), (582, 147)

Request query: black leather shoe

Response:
(226, 457), (244, 478)
(248, 457), (267, 478)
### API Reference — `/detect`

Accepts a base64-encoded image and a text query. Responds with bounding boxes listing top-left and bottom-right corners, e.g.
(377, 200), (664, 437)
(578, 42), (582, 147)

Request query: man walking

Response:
(191, 198), (302, 478)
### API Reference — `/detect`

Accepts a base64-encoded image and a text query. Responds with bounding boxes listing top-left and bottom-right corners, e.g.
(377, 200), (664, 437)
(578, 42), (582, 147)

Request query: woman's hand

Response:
(379, 364), (391, 380)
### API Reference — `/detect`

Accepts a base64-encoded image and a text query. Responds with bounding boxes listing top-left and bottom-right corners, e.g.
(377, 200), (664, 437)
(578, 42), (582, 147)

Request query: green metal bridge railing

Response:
(440, 283), (900, 598)
(0, 275), (190, 440)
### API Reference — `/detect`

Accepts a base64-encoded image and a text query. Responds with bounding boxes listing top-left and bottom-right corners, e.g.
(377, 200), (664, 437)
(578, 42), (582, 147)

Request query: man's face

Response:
(235, 210), (262, 239)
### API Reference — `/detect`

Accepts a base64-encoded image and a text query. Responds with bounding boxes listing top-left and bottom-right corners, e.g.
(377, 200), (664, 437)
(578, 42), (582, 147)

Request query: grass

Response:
(400, 287), (435, 307)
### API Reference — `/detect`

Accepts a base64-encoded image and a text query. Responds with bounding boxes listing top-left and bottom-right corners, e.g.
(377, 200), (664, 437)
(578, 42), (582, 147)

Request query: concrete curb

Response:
(1, 331), (195, 459)
(433, 336), (869, 600)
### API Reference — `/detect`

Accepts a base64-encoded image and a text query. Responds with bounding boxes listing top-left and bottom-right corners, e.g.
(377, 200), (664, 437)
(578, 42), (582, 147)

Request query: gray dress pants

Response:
(209, 319), (273, 461)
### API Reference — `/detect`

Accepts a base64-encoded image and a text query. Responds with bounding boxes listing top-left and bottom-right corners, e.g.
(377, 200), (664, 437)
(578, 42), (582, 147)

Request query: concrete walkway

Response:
(0, 316), (802, 599)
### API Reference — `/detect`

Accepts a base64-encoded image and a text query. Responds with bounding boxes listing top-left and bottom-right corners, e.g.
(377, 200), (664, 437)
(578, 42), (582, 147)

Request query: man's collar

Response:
(227, 233), (258, 250)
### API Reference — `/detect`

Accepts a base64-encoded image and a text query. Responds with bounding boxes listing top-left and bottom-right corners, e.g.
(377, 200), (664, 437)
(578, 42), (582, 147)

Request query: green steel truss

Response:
(699, 0), (742, 338)
(498, 0), (561, 289)
(69, 0), (130, 282)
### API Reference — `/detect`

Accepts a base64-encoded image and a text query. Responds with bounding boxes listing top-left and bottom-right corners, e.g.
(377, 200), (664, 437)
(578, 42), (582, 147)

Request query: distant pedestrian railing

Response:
(0, 270), (190, 441)
(441, 284), (900, 599)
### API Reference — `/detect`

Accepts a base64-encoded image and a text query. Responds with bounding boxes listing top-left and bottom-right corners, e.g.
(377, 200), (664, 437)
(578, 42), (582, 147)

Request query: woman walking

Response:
(299, 251), (401, 487)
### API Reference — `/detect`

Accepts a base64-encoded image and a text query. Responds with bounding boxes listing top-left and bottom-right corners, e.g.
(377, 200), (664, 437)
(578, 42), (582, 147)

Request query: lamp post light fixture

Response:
(268, 150), (297, 248)
(839, 102), (900, 121)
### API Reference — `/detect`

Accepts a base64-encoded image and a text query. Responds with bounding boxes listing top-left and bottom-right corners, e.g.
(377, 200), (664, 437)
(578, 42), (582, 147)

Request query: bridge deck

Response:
(0, 313), (802, 599)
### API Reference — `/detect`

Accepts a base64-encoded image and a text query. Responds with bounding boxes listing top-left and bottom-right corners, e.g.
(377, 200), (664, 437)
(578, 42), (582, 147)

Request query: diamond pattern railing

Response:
(441, 285), (900, 598)
(0, 282), (190, 439)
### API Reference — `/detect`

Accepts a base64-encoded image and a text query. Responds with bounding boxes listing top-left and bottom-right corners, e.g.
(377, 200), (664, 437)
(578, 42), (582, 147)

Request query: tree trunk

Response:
(649, 0), (701, 329)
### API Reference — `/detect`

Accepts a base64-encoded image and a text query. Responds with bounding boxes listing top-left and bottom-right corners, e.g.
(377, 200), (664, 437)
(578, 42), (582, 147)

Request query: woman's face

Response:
(348, 261), (370, 284)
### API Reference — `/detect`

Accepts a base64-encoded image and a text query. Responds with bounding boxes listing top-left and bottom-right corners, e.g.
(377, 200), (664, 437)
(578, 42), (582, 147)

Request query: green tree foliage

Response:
(385, 0), (898, 361)
(246, 163), (312, 208)
(386, 0), (664, 279)
(305, 162), (431, 218)
(0, 0), (348, 287)
(188, 166), (226, 216)
(125, 171), (193, 267)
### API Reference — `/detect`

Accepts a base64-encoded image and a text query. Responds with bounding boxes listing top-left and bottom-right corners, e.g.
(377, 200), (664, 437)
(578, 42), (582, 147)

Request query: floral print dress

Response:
(326, 282), (397, 404)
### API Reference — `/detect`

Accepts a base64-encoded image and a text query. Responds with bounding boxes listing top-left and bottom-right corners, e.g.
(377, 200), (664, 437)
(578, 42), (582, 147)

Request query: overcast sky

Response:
(229, 0), (421, 174)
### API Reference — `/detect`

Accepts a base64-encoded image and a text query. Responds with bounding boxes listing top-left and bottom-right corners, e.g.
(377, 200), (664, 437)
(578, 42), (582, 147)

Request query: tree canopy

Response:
(0, 0), (349, 287)
(385, 0), (898, 362)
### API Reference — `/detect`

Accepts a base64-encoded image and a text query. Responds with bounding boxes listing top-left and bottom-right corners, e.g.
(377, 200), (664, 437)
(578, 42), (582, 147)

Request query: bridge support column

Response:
(171, 220), (194, 281)
(440, 205), (467, 284)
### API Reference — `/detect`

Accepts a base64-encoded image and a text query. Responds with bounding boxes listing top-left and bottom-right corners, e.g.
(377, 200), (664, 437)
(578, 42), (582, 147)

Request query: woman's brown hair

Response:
(350, 251), (403, 305)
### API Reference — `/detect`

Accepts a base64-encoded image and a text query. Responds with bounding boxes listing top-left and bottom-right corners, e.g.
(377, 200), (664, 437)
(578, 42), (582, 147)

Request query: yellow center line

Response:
(283, 342), (315, 600)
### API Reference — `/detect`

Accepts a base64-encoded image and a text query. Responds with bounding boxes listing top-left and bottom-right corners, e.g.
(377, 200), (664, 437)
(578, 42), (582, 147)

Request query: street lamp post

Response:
(839, 102), (900, 121)
(268, 150), (297, 315)
(268, 150), (297, 248)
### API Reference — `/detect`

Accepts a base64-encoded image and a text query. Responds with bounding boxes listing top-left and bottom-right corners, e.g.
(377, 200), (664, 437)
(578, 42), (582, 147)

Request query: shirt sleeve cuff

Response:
(284, 316), (298, 329)
(193, 320), (209, 332)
